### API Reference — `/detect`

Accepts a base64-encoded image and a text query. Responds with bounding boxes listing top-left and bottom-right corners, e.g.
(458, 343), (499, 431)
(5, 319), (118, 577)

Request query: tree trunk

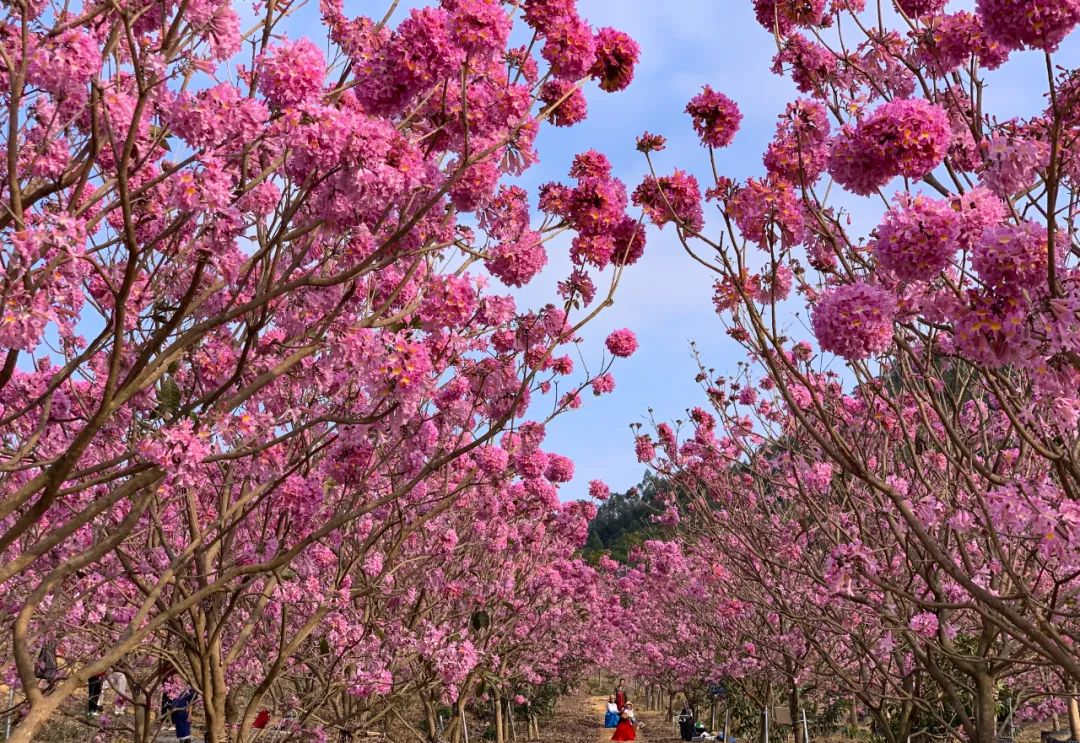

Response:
(424, 692), (439, 742)
(1067, 694), (1080, 740)
(973, 672), (998, 743)
(495, 692), (505, 743)
(790, 682), (804, 743)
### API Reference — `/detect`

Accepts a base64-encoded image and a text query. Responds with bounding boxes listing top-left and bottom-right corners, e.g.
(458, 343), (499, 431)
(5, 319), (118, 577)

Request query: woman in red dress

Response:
(611, 704), (637, 741)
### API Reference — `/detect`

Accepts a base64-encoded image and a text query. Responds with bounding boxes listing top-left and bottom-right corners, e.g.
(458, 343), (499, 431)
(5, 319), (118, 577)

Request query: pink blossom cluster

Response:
(915, 11), (1010, 74)
(896, 0), (947, 16)
(632, 170), (705, 231)
(605, 328), (639, 357)
(971, 222), (1050, 290)
(811, 282), (898, 360)
(729, 177), (806, 248)
(828, 99), (952, 195)
(753, 0), (827, 35)
(540, 152), (645, 272)
(872, 194), (961, 283)
(981, 134), (1049, 197)
(686, 85), (743, 149)
(976, 0), (1080, 51)
(764, 99), (831, 182)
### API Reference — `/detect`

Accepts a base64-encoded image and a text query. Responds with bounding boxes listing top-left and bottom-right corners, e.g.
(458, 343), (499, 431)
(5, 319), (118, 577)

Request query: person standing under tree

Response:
(87, 673), (105, 717)
(679, 703), (696, 741)
(614, 680), (627, 712)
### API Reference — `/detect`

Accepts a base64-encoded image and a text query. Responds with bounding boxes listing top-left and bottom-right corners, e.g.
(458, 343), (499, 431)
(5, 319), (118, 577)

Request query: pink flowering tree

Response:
(0, 0), (645, 738)
(643, 402), (1045, 743)
(627, 1), (1080, 742)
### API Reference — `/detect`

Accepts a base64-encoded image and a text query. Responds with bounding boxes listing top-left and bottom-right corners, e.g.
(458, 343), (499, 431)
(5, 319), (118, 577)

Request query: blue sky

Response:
(500, 1), (1080, 498)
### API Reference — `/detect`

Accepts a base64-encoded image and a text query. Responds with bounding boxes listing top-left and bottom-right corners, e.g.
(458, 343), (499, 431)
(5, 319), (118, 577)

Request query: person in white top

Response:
(605, 696), (620, 728)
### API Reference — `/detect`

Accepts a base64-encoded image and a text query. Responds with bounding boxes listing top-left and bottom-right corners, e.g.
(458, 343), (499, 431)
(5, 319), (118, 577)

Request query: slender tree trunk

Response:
(495, 692), (505, 743)
(790, 683), (804, 743)
(424, 692), (439, 742)
(1067, 694), (1080, 740)
(973, 672), (998, 743)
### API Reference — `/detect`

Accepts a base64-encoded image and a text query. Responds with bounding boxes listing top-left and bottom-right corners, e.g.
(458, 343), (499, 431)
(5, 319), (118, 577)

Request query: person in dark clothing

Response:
(679, 704), (696, 742)
(614, 680), (627, 712)
(88, 673), (106, 716)
(34, 643), (58, 690)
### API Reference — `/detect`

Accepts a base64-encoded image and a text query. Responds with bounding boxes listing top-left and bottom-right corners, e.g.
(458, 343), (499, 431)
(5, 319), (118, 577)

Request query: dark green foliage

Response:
(582, 472), (668, 564)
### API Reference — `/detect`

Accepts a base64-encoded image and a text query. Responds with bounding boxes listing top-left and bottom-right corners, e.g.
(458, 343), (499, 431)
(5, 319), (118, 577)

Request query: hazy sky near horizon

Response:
(286, 1), (1080, 498)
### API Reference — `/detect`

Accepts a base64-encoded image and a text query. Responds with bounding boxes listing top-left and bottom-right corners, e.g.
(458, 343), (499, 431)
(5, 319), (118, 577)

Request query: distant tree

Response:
(584, 472), (671, 563)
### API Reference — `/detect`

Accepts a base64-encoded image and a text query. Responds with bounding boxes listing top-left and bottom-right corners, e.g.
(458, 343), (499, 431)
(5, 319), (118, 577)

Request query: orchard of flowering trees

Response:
(6, 0), (1080, 742)
(0, 0), (649, 737)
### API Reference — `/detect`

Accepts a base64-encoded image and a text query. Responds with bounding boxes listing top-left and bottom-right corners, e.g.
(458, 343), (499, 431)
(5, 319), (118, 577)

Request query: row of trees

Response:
(0, 0), (646, 739)
(609, 3), (1080, 743)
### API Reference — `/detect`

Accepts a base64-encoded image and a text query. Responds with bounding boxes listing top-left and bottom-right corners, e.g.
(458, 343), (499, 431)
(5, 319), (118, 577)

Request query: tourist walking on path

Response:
(614, 680), (627, 712)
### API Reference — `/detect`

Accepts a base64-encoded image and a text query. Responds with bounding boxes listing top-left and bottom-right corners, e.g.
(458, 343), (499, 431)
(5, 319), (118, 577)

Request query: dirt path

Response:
(544, 695), (676, 743)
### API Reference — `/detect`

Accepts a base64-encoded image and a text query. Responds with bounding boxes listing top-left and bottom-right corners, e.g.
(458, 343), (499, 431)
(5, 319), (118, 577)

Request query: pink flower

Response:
(570, 150), (612, 179)
(634, 435), (656, 463)
(588, 480), (611, 500)
(485, 232), (548, 288)
(686, 86), (742, 149)
(362, 551), (384, 577)
(591, 372), (615, 395)
(917, 11), (1010, 74)
(257, 37), (326, 108)
(811, 282), (898, 360)
(729, 177), (806, 248)
(909, 612), (939, 638)
(896, 0), (947, 16)
(28, 29), (99, 95)
(590, 27), (640, 92)
(541, 80), (588, 127)
(828, 99), (952, 196)
(632, 171), (704, 231)
(873, 194), (961, 282)
(753, 0), (827, 34)
(545, 453), (575, 483)
(605, 328), (638, 357)
(523, 0), (576, 34)
(611, 217), (647, 266)
(636, 132), (667, 153)
(977, 0), (1080, 51)
(773, 33), (835, 94)
(542, 15), (596, 81)
(448, 0), (512, 56)
(982, 134), (1049, 197)
(950, 187), (1006, 248)
(764, 99), (831, 182)
(568, 177), (627, 236)
(971, 222), (1049, 290)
